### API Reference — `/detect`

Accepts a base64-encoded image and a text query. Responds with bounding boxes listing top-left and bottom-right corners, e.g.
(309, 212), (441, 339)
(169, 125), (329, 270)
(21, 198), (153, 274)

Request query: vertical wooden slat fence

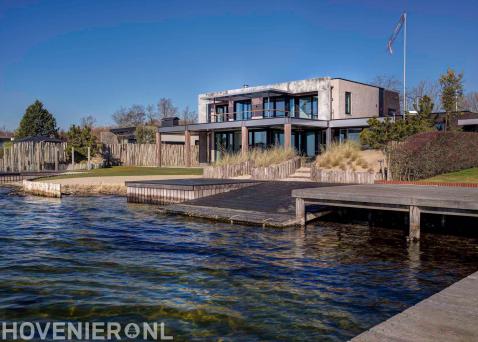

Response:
(0, 142), (67, 173)
(103, 144), (199, 167)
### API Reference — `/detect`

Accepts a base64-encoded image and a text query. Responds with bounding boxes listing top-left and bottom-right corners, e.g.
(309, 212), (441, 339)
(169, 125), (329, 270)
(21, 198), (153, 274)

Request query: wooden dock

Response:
(125, 179), (258, 205)
(293, 184), (478, 241)
(352, 270), (478, 341)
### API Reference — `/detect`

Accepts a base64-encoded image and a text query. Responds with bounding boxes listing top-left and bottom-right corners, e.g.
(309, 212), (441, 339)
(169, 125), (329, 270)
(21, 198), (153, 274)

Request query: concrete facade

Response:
(331, 79), (380, 119)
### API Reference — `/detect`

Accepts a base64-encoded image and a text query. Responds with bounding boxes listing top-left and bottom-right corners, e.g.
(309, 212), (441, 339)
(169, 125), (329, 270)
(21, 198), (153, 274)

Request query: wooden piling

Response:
(409, 206), (421, 241)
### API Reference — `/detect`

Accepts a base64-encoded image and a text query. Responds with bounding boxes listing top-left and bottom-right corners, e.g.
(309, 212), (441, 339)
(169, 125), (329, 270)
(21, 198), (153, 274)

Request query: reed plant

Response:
(316, 141), (372, 172)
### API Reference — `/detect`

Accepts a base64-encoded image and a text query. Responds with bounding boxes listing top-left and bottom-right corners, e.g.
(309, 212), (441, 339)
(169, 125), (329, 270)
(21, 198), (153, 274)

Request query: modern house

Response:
(432, 111), (478, 132)
(159, 77), (400, 163)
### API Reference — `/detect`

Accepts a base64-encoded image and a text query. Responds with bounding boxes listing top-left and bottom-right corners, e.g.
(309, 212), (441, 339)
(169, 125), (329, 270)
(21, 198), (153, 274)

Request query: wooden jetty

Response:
(125, 179), (257, 205)
(127, 180), (338, 227)
(352, 270), (478, 341)
(293, 184), (478, 241)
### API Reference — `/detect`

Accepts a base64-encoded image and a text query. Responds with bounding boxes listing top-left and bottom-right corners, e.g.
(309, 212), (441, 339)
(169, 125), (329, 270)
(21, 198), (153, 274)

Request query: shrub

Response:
(214, 146), (297, 167)
(389, 132), (478, 180)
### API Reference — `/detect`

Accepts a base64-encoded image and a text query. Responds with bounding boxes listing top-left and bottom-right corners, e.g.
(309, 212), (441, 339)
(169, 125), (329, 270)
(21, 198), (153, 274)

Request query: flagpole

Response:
(403, 12), (407, 115)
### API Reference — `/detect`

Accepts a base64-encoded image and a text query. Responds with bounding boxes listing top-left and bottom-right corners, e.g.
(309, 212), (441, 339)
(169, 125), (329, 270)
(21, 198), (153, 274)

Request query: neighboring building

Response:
(159, 77), (400, 163)
(0, 136), (11, 148)
(432, 111), (478, 132)
(108, 119), (198, 145)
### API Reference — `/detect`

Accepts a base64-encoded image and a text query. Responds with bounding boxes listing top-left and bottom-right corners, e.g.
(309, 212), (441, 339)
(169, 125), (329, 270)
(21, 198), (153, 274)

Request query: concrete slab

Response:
(352, 270), (478, 342)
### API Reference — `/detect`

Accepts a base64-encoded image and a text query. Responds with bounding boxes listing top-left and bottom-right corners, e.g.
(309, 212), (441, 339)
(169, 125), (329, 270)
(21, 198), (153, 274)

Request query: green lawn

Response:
(39, 166), (203, 181)
(424, 167), (478, 183)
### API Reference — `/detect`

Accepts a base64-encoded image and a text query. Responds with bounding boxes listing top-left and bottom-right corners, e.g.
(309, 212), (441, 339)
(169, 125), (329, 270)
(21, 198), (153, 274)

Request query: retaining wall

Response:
(311, 166), (379, 184)
(22, 180), (61, 198)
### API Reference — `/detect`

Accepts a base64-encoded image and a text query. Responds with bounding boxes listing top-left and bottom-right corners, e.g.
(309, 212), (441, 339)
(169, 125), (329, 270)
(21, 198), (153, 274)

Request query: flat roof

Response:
(201, 88), (291, 101)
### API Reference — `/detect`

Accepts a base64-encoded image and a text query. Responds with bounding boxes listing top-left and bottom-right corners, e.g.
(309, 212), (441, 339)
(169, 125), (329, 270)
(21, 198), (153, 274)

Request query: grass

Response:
(215, 146), (297, 167)
(38, 166), (203, 181)
(316, 141), (373, 172)
(424, 167), (478, 183)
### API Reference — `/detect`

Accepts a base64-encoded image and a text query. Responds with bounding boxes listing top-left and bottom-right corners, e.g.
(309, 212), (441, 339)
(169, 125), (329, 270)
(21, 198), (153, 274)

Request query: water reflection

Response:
(0, 187), (477, 341)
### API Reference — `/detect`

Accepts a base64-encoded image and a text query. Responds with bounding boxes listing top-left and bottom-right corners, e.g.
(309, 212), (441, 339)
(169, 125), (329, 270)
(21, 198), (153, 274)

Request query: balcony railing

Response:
(210, 109), (318, 123)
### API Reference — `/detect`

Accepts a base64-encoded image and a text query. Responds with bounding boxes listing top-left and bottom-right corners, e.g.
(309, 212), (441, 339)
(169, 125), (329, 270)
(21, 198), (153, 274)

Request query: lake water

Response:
(0, 186), (477, 341)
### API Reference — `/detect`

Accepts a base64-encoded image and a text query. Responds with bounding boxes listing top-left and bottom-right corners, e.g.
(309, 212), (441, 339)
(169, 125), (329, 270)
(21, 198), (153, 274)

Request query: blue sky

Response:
(0, 0), (477, 130)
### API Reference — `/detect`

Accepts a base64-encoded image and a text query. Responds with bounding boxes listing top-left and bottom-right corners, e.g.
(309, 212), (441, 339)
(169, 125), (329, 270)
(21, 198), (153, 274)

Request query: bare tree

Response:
(463, 92), (478, 112)
(408, 80), (441, 111)
(112, 105), (146, 127)
(145, 104), (158, 125)
(80, 115), (96, 129)
(370, 75), (402, 92)
(157, 98), (178, 119)
(180, 106), (198, 124)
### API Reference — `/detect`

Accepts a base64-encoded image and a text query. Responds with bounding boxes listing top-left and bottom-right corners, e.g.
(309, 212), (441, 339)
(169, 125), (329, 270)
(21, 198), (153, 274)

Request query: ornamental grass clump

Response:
(316, 141), (371, 172)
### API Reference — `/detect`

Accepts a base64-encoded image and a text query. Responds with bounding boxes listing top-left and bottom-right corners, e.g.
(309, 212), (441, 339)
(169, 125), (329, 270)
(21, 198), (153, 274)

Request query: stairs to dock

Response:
(283, 166), (312, 182)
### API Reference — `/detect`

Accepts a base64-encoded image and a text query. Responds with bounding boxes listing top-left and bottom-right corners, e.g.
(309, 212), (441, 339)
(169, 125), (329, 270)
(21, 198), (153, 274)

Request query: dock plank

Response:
(352, 270), (478, 342)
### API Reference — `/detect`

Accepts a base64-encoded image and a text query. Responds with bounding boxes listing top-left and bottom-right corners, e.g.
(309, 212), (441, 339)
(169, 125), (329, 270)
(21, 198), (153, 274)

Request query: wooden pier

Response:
(352, 270), (478, 341)
(125, 179), (257, 205)
(293, 184), (478, 241)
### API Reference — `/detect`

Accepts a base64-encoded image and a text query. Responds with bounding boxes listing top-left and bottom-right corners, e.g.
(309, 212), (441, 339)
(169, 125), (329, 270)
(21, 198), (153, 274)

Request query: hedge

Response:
(389, 132), (478, 181)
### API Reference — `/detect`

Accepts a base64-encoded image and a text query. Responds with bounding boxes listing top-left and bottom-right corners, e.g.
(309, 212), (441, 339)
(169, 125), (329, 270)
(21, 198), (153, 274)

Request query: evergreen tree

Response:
(16, 100), (58, 139)
(66, 124), (98, 161)
(439, 68), (464, 131)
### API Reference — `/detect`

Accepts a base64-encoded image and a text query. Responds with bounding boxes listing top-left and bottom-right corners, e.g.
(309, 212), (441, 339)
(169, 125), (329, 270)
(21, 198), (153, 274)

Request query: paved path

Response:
(352, 270), (478, 341)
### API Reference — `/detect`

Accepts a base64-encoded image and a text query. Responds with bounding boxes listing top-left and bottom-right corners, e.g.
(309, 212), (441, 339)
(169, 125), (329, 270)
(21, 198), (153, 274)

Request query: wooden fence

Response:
(0, 142), (68, 173)
(203, 162), (252, 179)
(103, 143), (199, 167)
(251, 158), (301, 180)
(203, 158), (301, 180)
(311, 166), (379, 184)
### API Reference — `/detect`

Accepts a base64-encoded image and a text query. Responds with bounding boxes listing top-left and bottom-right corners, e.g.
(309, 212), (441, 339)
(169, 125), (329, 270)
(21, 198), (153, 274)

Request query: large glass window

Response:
(215, 105), (228, 122)
(252, 131), (267, 148)
(263, 98), (286, 118)
(345, 92), (352, 114)
(298, 96), (318, 119)
(234, 101), (252, 120)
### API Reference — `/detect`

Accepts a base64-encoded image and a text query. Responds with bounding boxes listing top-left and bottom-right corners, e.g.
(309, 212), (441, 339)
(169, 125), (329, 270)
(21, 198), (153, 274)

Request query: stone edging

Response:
(375, 180), (478, 188)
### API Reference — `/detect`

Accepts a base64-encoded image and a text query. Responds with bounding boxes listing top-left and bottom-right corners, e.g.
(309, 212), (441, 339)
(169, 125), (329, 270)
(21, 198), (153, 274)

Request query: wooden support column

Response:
(326, 126), (332, 149)
(241, 126), (248, 155)
(284, 123), (292, 149)
(184, 130), (191, 167)
(87, 147), (91, 170)
(296, 198), (306, 226)
(54, 146), (59, 172)
(409, 206), (421, 241)
(156, 132), (162, 167)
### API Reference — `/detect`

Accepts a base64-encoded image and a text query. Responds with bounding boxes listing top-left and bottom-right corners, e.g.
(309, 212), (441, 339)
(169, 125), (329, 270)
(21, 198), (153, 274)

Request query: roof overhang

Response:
(458, 119), (478, 126)
(201, 88), (291, 102)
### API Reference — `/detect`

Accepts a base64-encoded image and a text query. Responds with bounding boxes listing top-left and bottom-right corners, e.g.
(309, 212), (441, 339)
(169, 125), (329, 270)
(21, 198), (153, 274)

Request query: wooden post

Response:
(296, 197), (306, 226)
(184, 130), (191, 167)
(36, 144), (41, 171)
(284, 123), (292, 149)
(409, 205), (420, 241)
(54, 146), (59, 172)
(71, 147), (75, 168)
(87, 147), (91, 170)
(156, 132), (162, 167)
(241, 126), (248, 155)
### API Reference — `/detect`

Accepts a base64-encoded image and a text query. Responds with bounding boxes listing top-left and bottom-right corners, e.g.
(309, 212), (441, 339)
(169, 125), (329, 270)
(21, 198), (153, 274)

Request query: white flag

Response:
(387, 12), (406, 54)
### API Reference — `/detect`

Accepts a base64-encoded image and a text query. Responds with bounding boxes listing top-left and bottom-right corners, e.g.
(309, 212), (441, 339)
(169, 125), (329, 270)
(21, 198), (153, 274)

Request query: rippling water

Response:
(0, 186), (477, 341)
